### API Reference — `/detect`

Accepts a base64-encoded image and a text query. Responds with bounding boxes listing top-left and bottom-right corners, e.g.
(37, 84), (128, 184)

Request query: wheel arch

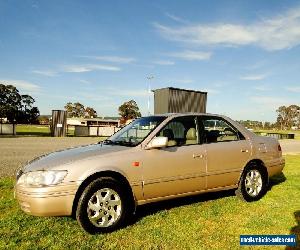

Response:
(72, 170), (136, 218)
(238, 159), (269, 185)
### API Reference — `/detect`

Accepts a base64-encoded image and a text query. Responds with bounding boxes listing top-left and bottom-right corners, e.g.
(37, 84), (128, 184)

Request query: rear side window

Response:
(201, 117), (244, 143)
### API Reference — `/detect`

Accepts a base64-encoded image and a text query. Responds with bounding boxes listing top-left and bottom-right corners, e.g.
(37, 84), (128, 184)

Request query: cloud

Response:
(171, 79), (194, 84)
(240, 74), (267, 80)
(250, 96), (290, 108)
(155, 6), (300, 51)
(286, 86), (300, 93)
(78, 55), (136, 63)
(0, 79), (41, 93)
(110, 89), (148, 97)
(32, 70), (58, 77)
(201, 88), (219, 94)
(168, 50), (212, 60)
(253, 85), (269, 91)
(165, 12), (189, 24)
(78, 79), (91, 84)
(153, 60), (175, 65)
(62, 64), (121, 73)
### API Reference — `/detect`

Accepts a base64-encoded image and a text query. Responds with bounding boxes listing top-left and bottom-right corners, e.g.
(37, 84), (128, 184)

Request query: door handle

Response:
(241, 149), (249, 153)
(193, 154), (204, 159)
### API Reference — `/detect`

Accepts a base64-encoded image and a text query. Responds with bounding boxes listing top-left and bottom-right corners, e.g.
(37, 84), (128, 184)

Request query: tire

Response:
(76, 177), (132, 234)
(236, 163), (268, 202)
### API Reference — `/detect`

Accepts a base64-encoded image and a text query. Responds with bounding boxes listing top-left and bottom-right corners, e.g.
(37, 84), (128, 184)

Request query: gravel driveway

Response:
(0, 137), (100, 177)
(0, 137), (299, 178)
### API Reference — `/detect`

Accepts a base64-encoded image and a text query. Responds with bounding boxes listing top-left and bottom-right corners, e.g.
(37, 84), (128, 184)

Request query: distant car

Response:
(15, 113), (285, 234)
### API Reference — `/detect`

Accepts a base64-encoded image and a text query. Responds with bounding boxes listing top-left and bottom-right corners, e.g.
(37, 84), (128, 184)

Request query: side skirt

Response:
(136, 184), (238, 206)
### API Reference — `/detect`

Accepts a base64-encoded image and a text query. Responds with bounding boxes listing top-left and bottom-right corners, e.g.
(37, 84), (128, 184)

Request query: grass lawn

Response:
(0, 155), (299, 249)
(16, 124), (75, 136)
(16, 124), (51, 136)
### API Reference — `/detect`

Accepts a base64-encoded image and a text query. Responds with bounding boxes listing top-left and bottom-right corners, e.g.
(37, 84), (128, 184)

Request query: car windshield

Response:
(103, 116), (166, 147)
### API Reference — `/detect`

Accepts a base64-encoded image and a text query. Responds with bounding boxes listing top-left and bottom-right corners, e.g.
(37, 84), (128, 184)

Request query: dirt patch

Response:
(0, 137), (100, 177)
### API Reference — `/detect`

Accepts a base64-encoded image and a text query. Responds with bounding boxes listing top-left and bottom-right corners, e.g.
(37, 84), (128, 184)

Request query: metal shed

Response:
(153, 87), (207, 114)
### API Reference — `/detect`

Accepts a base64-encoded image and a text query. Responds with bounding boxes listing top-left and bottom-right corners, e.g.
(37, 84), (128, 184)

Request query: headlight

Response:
(17, 170), (68, 187)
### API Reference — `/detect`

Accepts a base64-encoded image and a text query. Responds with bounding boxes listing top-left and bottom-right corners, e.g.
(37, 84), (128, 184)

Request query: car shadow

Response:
(129, 189), (235, 225)
(268, 172), (287, 191)
(286, 210), (300, 250)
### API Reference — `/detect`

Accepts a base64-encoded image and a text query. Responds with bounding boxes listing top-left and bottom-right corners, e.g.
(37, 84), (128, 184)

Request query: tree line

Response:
(239, 105), (300, 130)
(64, 100), (141, 124)
(0, 84), (39, 123)
(0, 83), (298, 128)
(0, 83), (142, 124)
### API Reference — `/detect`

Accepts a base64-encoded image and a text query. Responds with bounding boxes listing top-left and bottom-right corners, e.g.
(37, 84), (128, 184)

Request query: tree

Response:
(64, 102), (97, 118)
(64, 102), (74, 118)
(118, 100), (141, 124)
(276, 105), (300, 130)
(38, 115), (50, 125)
(85, 107), (97, 118)
(0, 84), (39, 123)
(0, 84), (21, 122)
(73, 102), (85, 117)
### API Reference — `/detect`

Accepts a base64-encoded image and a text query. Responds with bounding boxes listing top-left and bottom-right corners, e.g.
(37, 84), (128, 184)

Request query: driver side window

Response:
(157, 116), (198, 147)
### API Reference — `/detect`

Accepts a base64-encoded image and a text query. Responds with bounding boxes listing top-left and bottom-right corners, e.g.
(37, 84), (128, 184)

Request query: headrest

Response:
(186, 128), (196, 140)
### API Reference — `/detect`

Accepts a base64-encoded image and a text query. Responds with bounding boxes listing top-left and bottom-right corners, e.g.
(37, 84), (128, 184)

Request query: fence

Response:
(74, 126), (120, 137)
(256, 132), (295, 139)
(0, 123), (16, 135)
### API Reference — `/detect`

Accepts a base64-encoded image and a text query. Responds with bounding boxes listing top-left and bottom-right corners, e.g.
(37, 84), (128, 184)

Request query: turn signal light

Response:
(132, 161), (140, 167)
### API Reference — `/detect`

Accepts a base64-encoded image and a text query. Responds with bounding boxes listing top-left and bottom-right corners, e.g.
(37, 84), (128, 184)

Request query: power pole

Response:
(147, 76), (154, 116)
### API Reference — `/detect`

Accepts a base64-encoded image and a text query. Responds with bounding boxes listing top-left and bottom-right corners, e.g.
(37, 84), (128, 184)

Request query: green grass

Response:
(0, 156), (299, 249)
(16, 124), (51, 136)
(16, 124), (75, 136)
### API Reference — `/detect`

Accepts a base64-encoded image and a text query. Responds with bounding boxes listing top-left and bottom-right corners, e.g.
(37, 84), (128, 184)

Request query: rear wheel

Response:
(76, 177), (131, 234)
(236, 164), (268, 202)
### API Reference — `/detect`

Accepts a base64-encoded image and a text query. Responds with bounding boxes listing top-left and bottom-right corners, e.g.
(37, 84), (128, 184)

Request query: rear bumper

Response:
(15, 182), (80, 216)
(266, 157), (285, 177)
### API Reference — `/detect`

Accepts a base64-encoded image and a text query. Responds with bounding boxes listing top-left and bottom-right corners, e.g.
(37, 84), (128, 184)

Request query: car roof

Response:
(150, 113), (226, 118)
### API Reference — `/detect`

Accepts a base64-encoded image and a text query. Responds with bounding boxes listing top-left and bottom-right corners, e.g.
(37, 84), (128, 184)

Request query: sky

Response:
(1, 0), (300, 122)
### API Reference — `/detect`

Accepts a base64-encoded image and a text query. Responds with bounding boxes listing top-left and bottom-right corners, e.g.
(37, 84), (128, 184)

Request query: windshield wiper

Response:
(102, 139), (115, 145)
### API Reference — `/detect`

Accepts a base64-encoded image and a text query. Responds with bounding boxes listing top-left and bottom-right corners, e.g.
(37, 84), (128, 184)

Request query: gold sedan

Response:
(15, 113), (285, 234)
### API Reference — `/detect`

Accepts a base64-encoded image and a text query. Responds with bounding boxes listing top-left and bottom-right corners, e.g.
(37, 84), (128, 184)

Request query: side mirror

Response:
(146, 137), (168, 149)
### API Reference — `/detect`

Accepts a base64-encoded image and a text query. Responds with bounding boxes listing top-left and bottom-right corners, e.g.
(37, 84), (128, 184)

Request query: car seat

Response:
(185, 128), (197, 145)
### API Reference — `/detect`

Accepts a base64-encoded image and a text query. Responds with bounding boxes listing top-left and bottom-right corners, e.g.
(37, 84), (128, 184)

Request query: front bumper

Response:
(15, 182), (80, 216)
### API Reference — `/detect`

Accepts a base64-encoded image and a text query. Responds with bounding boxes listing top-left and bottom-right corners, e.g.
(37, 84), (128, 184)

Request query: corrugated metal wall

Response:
(51, 110), (67, 137)
(154, 87), (207, 114)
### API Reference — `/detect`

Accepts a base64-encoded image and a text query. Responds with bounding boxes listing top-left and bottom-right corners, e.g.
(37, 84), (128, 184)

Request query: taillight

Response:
(278, 144), (282, 152)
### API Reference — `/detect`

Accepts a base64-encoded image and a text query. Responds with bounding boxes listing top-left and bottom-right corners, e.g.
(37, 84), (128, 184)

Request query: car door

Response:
(141, 116), (207, 200)
(200, 116), (251, 189)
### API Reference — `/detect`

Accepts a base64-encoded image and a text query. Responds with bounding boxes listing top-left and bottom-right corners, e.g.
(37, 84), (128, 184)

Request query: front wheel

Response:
(236, 164), (268, 202)
(76, 177), (131, 234)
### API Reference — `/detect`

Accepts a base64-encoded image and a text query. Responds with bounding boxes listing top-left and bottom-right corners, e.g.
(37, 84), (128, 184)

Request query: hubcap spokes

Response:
(87, 188), (122, 227)
(245, 170), (262, 197)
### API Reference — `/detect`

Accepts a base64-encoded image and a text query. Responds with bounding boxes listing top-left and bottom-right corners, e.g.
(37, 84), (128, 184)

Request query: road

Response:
(280, 139), (300, 155)
(0, 137), (299, 178)
(0, 137), (99, 177)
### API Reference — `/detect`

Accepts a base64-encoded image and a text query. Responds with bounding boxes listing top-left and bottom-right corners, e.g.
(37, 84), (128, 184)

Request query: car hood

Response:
(22, 143), (130, 172)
